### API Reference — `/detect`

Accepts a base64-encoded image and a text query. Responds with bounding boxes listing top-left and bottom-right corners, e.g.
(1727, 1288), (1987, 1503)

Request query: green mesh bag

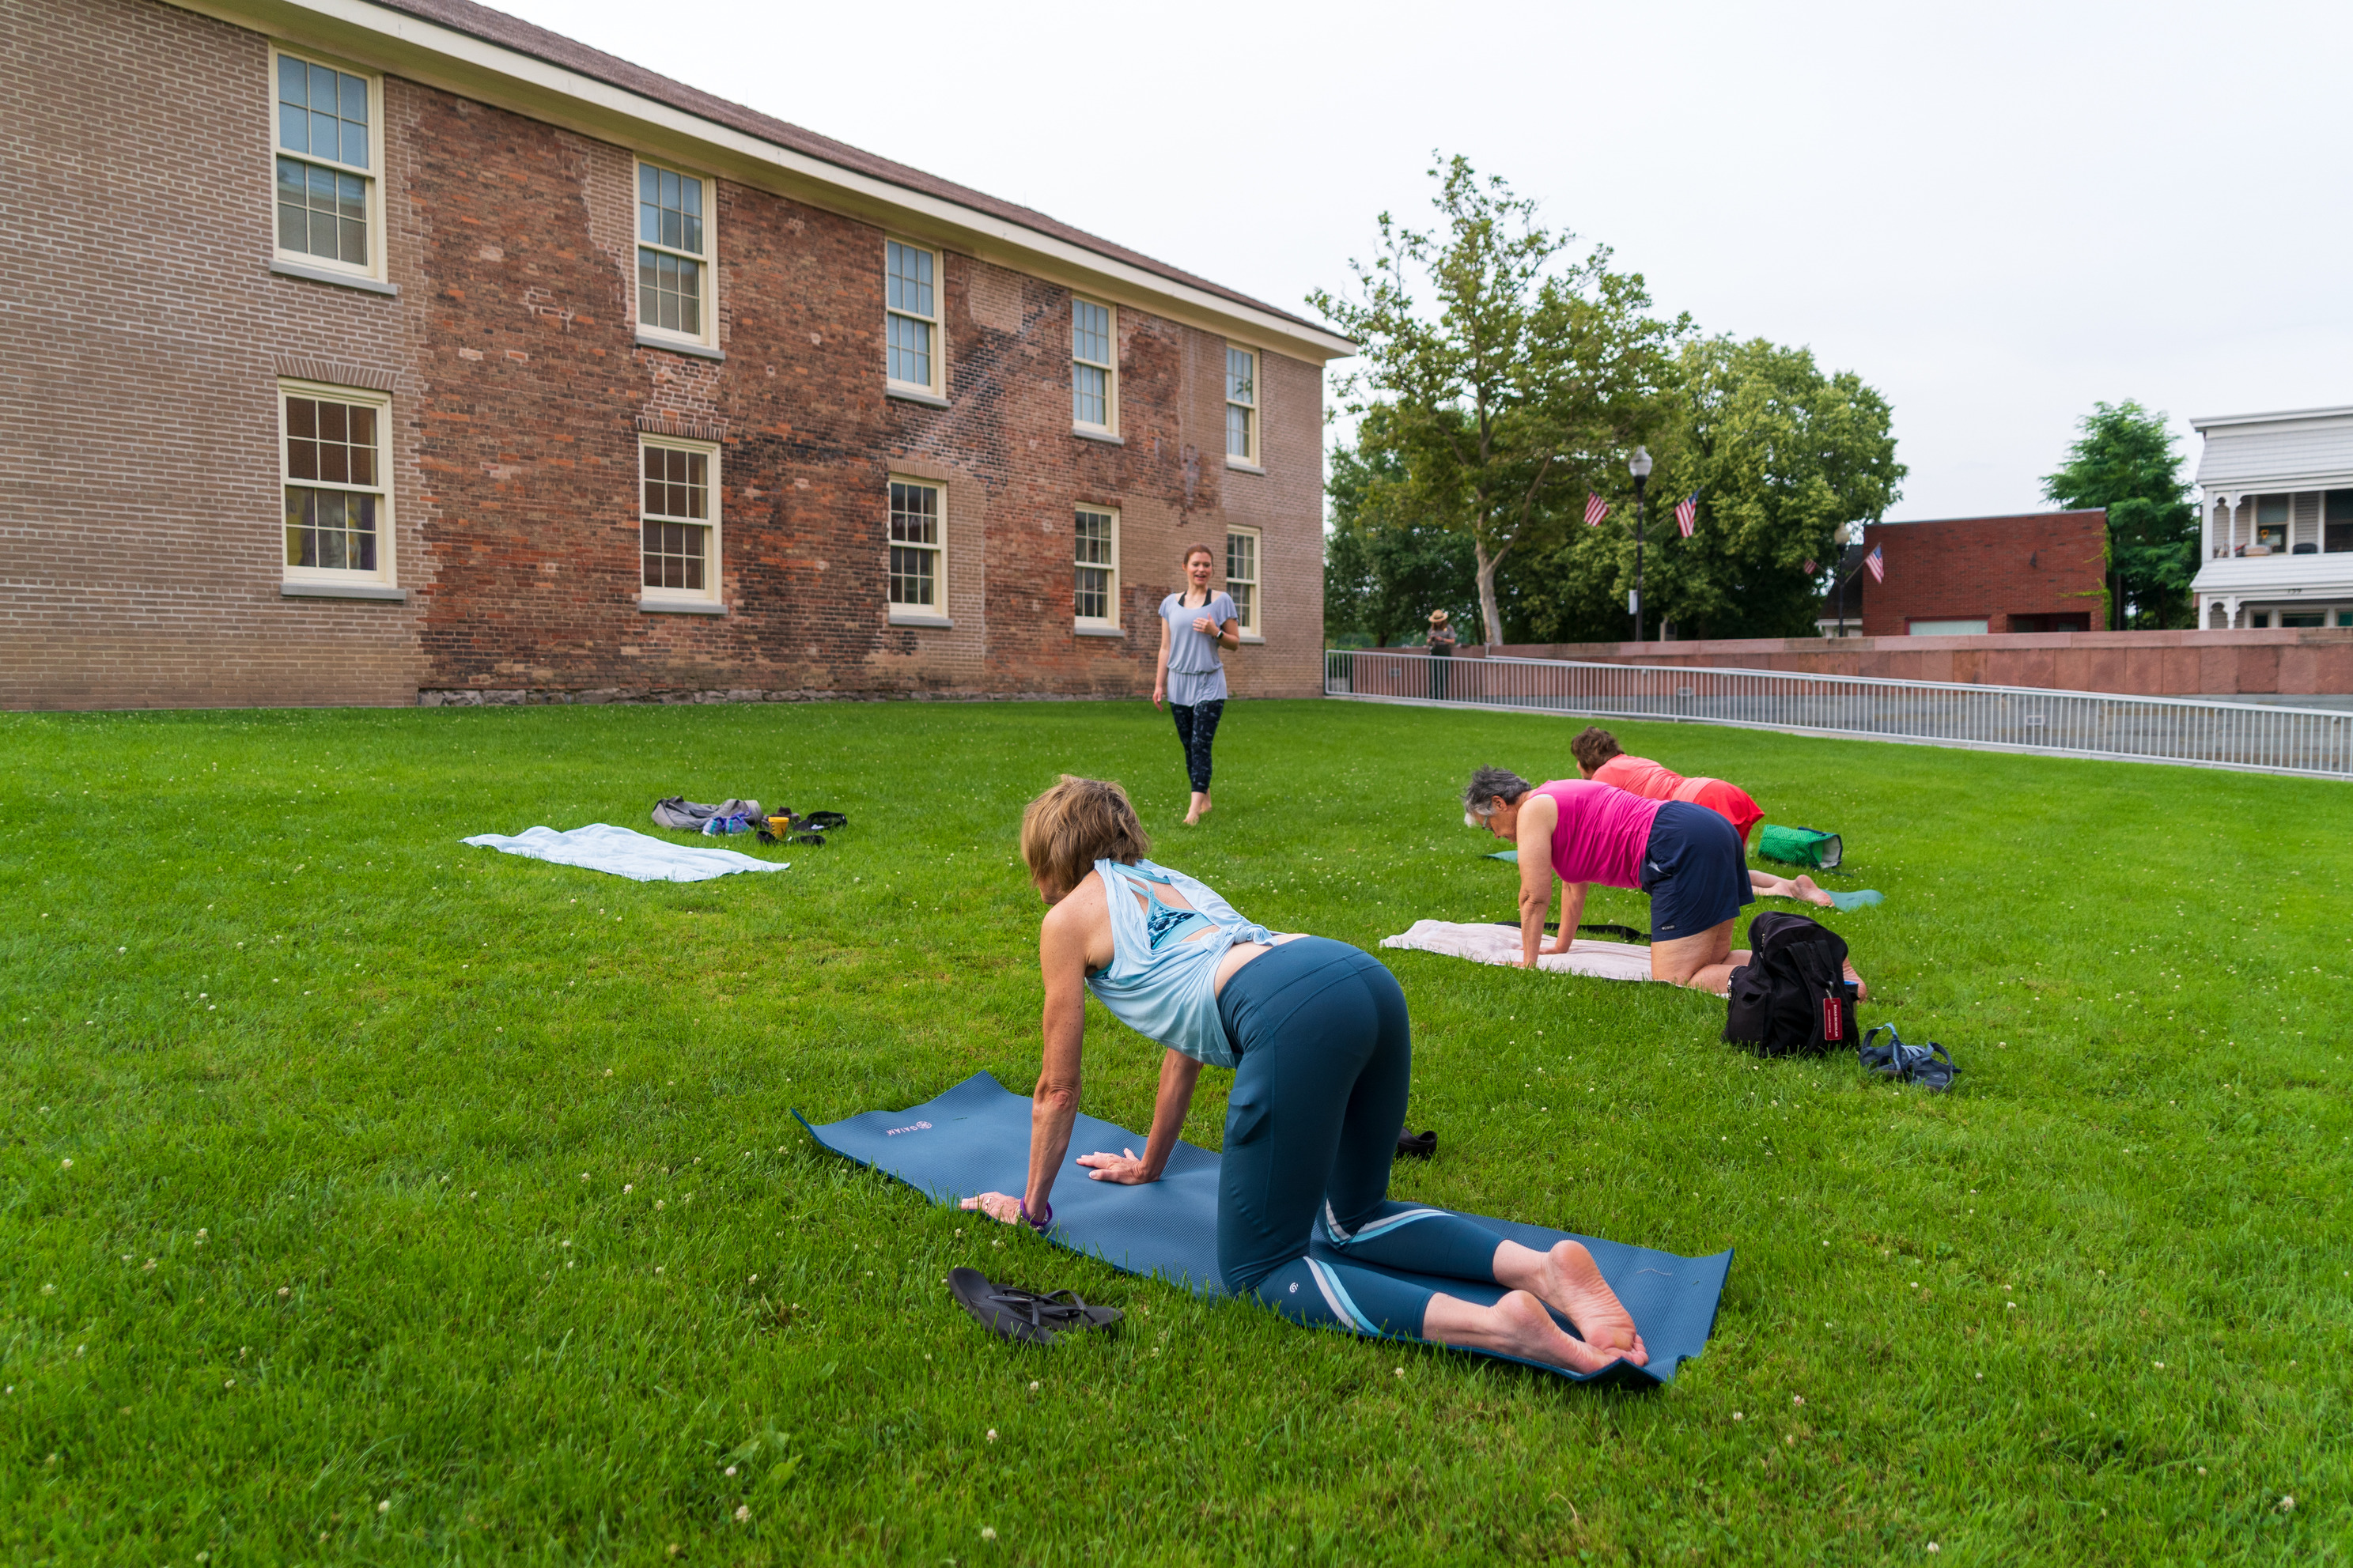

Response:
(1757, 825), (1842, 870)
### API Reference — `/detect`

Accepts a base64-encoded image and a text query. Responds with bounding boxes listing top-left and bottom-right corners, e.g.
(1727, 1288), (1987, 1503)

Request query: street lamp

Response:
(1628, 447), (1653, 643)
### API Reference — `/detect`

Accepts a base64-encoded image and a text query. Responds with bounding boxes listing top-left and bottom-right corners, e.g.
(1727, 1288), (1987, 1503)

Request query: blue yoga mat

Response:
(798, 1072), (1731, 1386)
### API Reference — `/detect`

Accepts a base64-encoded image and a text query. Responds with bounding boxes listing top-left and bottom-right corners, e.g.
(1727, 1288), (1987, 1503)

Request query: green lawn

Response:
(2, 699), (2344, 1565)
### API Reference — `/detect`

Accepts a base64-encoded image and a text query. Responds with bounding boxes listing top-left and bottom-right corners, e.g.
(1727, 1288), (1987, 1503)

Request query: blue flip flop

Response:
(1824, 888), (1884, 912)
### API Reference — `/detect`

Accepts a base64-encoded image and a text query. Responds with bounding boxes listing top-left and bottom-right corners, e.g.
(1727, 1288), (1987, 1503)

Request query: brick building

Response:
(1817, 511), (2109, 637)
(1, 0), (1351, 711)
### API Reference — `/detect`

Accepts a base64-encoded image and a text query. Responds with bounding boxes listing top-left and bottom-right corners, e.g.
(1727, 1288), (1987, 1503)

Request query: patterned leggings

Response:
(1170, 699), (1224, 792)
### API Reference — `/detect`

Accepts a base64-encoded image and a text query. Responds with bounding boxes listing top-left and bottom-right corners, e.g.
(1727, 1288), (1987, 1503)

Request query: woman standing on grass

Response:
(1153, 545), (1239, 826)
(1464, 764), (1869, 998)
(961, 776), (1648, 1376)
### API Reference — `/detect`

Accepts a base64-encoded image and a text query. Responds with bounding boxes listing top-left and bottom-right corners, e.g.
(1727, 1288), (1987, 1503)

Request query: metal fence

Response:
(1324, 648), (2353, 779)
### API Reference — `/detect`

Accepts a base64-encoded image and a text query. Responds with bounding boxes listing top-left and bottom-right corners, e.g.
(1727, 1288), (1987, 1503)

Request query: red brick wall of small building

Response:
(1, 0), (1326, 711)
(1858, 512), (2108, 637)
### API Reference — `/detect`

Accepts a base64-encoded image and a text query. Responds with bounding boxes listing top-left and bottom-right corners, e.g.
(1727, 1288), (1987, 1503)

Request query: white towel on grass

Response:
(1379, 920), (1658, 984)
(461, 823), (789, 883)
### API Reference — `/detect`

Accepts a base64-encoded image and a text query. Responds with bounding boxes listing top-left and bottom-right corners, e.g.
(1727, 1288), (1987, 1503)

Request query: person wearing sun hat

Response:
(1424, 608), (1458, 700)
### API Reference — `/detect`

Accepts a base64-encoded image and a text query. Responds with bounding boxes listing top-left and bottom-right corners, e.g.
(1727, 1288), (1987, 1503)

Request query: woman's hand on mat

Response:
(961, 1192), (1027, 1225)
(1076, 1147), (1155, 1185)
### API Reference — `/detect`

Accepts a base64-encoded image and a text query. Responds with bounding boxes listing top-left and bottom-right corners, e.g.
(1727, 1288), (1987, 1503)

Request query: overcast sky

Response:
(504, 0), (2351, 521)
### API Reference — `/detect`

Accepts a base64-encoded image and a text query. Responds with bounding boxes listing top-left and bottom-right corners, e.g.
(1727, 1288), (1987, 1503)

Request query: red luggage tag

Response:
(1821, 992), (1845, 1041)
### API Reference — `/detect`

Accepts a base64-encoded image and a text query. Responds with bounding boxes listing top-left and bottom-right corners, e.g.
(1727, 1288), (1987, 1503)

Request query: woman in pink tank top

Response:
(1461, 765), (1867, 998)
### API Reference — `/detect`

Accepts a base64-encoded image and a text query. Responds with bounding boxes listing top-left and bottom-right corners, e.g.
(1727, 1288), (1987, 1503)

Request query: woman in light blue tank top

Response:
(961, 776), (1650, 1376)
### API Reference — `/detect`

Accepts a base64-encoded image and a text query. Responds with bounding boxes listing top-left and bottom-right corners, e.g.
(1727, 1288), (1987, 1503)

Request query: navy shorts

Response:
(1640, 799), (1752, 939)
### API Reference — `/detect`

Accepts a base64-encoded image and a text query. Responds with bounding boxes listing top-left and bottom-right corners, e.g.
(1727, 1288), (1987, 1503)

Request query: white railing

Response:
(1324, 649), (2353, 779)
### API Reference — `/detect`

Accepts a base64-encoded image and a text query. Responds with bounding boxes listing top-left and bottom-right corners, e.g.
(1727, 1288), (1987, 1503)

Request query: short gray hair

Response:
(1462, 765), (1532, 827)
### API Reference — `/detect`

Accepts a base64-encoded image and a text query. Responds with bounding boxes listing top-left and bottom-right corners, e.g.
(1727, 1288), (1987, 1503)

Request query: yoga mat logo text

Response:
(885, 1120), (934, 1136)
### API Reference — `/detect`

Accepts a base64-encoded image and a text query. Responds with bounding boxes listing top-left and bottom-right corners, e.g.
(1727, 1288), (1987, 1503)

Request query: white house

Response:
(2192, 405), (2353, 629)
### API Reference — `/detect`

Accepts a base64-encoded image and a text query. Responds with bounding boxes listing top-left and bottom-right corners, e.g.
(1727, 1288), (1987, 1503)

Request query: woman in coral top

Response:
(1568, 727), (1829, 907)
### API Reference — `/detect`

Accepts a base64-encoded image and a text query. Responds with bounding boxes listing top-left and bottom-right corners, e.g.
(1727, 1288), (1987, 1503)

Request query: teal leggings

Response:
(1213, 938), (1516, 1338)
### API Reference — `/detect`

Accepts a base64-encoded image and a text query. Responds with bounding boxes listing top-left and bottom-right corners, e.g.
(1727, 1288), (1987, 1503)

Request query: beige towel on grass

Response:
(1379, 920), (1659, 984)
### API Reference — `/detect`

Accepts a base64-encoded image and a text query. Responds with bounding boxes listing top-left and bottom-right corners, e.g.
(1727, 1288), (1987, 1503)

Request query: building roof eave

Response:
(172, 0), (1358, 362)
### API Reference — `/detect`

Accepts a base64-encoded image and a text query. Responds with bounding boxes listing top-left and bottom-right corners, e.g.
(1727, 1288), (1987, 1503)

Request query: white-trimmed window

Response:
(1074, 505), (1119, 628)
(637, 161), (713, 347)
(1224, 345), (1258, 465)
(272, 48), (381, 279)
(281, 382), (392, 582)
(640, 436), (720, 602)
(1225, 526), (1262, 637)
(888, 478), (946, 618)
(1072, 299), (1116, 432)
(886, 240), (943, 396)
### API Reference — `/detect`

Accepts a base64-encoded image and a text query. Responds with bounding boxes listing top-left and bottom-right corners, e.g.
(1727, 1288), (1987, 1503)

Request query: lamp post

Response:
(1628, 446), (1653, 643)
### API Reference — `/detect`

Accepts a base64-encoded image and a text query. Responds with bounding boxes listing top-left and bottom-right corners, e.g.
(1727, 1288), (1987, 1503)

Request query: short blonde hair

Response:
(1020, 776), (1151, 897)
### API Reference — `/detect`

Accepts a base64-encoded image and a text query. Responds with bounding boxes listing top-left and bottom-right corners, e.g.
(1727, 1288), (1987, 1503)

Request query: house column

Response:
(2222, 596), (2241, 629)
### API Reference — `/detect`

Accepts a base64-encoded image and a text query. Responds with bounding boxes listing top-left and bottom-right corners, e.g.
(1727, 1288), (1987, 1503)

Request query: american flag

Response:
(1865, 545), (1886, 583)
(1583, 493), (1610, 527)
(1674, 493), (1699, 538)
(1803, 559), (1818, 576)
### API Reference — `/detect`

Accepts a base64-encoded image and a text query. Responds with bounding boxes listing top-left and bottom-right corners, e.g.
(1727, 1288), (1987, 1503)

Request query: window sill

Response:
(1239, 632), (1265, 644)
(1074, 624), (1125, 638)
(888, 610), (953, 628)
(639, 596), (728, 615)
(887, 385), (950, 409)
(634, 331), (724, 361)
(270, 259), (399, 297)
(1073, 426), (1124, 445)
(282, 580), (407, 602)
(1224, 458), (1267, 475)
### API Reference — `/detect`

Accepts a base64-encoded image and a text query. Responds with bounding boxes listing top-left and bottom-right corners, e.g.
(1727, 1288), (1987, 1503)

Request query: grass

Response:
(1, 697), (2345, 1565)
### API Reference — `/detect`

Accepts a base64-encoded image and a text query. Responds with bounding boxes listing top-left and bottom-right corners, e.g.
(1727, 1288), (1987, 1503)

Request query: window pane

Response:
(339, 70), (369, 124)
(887, 241), (934, 319)
(1075, 566), (1110, 621)
(1073, 365), (1106, 428)
(643, 519), (709, 591)
(1072, 300), (1109, 366)
(887, 313), (932, 387)
(890, 544), (936, 606)
(1227, 403), (1250, 459)
(279, 103), (307, 155)
(2256, 496), (2290, 524)
(279, 54), (308, 109)
(285, 482), (377, 573)
(1227, 530), (1255, 584)
(890, 482), (940, 546)
(1226, 347), (1254, 406)
(340, 117), (368, 171)
(1230, 581), (1253, 628)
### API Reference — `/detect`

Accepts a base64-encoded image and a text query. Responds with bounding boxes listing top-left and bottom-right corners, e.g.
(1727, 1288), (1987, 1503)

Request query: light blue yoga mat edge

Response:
(797, 1072), (1731, 1389)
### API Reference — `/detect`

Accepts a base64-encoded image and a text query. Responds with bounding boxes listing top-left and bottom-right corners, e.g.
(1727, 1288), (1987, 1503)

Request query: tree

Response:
(1311, 157), (1685, 647)
(1508, 337), (1904, 642)
(1323, 410), (1478, 646)
(2041, 401), (2196, 629)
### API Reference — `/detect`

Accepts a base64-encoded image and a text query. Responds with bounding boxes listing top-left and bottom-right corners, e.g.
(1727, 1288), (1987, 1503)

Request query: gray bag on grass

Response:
(652, 796), (762, 833)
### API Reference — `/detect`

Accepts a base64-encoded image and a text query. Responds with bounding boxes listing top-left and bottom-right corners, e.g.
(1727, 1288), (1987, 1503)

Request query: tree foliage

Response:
(1323, 410), (1478, 646)
(1310, 157), (1685, 646)
(2041, 401), (2196, 629)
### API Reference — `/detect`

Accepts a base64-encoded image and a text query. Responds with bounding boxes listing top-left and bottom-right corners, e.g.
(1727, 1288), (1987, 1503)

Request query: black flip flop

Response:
(1858, 1025), (1958, 1091)
(1394, 1127), (1436, 1161)
(801, 811), (848, 832)
(948, 1267), (1122, 1346)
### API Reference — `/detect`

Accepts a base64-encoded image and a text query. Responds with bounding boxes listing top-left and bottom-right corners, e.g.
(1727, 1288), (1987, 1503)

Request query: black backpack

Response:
(1723, 912), (1858, 1056)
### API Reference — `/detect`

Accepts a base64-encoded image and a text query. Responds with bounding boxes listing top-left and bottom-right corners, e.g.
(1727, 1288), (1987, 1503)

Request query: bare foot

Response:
(1793, 874), (1835, 908)
(1182, 792), (1212, 826)
(1533, 1240), (1647, 1360)
(1844, 959), (1868, 1002)
(1423, 1289), (1632, 1375)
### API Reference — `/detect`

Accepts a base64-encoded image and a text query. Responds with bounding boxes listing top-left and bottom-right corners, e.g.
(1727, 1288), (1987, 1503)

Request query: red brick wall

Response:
(1856, 511), (2108, 636)
(1461, 628), (2353, 697)
(1, 0), (1328, 711)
